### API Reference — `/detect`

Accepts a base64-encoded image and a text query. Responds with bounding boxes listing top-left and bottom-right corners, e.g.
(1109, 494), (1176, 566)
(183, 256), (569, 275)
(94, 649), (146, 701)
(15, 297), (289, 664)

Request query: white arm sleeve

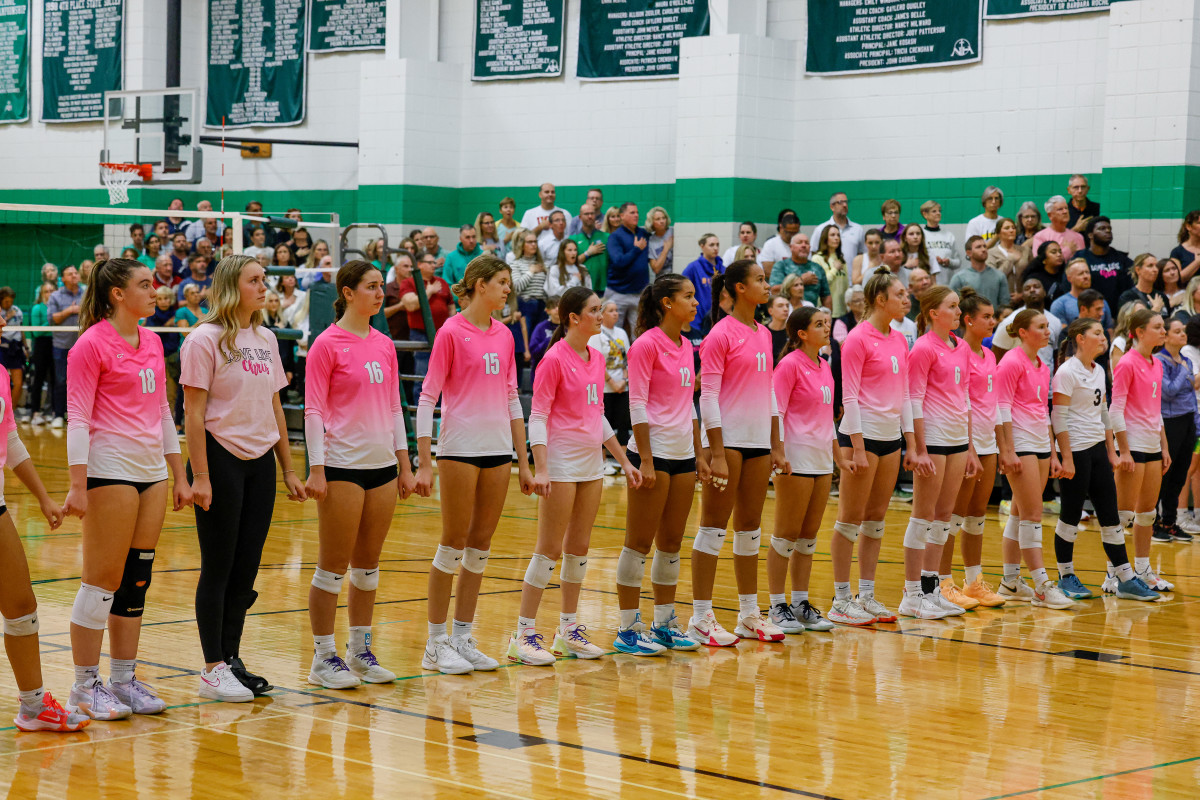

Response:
(910, 399), (924, 419)
(997, 406), (1012, 424)
(699, 394), (721, 430)
(416, 402), (435, 440)
(629, 400), (648, 427)
(901, 400), (914, 434)
(528, 411), (548, 447)
(161, 413), (181, 456)
(304, 415), (326, 466)
(66, 427), (89, 467)
(602, 417), (615, 442)
(392, 412), (408, 452)
(1100, 405), (1112, 430)
(840, 400), (862, 435)
(770, 388), (778, 418)
(5, 431), (29, 468)
(1051, 405), (1071, 436)
(508, 396), (523, 421)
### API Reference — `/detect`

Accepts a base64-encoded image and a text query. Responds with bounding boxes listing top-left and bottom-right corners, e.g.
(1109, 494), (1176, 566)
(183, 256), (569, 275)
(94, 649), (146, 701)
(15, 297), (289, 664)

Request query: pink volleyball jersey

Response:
(627, 326), (695, 461)
(995, 348), (1051, 452)
(699, 315), (775, 449)
(418, 314), (521, 458)
(0, 374), (16, 505)
(305, 325), (406, 469)
(838, 321), (910, 441)
(532, 339), (608, 481)
(774, 349), (835, 474)
(67, 320), (172, 481)
(908, 332), (972, 447)
(1111, 351), (1164, 453)
(967, 345), (999, 455)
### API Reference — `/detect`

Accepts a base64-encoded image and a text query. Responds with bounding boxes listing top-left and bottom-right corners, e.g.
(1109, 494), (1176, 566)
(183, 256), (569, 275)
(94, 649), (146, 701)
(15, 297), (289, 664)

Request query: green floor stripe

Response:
(978, 754), (1200, 799)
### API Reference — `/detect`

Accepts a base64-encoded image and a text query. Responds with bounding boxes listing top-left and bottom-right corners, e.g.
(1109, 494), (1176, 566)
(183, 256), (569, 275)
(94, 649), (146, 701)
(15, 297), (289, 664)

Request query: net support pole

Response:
(232, 213), (244, 255)
(330, 212), (341, 265)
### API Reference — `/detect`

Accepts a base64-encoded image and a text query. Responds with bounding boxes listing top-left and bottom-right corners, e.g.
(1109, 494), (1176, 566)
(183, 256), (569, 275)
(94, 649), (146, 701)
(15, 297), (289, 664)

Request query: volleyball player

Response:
(182, 255), (307, 702)
(688, 259), (788, 645)
(63, 258), (192, 719)
(417, 255), (534, 675)
(903, 286), (980, 618)
(1050, 318), (1159, 601)
(0, 316), (87, 731)
(304, 261), (418, 688)
(767, 306), (845, 633)
(1110, 308), (1174, 593)
(829, 268), (926, 626)
(513, 286), (641, 664)
(994, 310), (1074, 609)
(613, 274), (707, 655)
(940, 289), (1007, 607)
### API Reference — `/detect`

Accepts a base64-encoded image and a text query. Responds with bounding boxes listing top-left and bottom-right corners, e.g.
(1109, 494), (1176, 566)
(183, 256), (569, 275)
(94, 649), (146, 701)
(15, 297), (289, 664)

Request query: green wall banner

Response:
(577, 0), (709, 81)
(806, 0), (982, 75)
(207, 0), (306, 128)
(986, 0), (1107, 18)
(472, 0), (564, 80)
(0, 0), (28, 123)
(41, 0), (123, 122)
(308, 0), (385, 52)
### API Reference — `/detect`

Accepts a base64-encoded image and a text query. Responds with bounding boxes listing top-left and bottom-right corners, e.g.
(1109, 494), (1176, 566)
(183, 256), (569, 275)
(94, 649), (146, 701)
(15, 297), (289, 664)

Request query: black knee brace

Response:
(111, 549), (155, 618)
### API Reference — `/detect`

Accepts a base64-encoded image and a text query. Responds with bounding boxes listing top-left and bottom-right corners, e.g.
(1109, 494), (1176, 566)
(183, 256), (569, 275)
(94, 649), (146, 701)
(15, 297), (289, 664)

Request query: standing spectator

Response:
(46, 266), (82, 428)
(1074, 216), (1133, 312)
(1156, 318), (1197, 540)
(177, 256), (213, 304)
(950, 236), (1010, 310)
(240, 199), (265, 244)
(1170, 210), (1200, 280)
(544, 240), (590, 298)
(497, 197), (520, 249)
(879, 199), (903, 243)
(384, 252), (414, 341)
(965, 186), (1004, 242)
(1161, 257), (1186, 312)
(152, 254), (181, 290)
(169, 232), (191, 279)
(852, 228), (884, 286)
(510, 229), (549, 328)
(520, 183), (570, 235)
(1118, 253), (1170, 315)
(272, 243), (295, 271)
(682, 233), (725, 334)
(879, 237), (905, 278)
(1049, 265), (1113, 328)
(174, 284), (206, 330)
(399, 253), (454, 392)
(812, 225), (849, 316)
(1066, 174), (1100, 234)
(899, 223), (931, 286)
(475, 211), (504, 259)
(905, 267), (932, 321)
(79, 259), (95, 290)
(420, 229), (446, 274)
(297, 240), (332, 289)
(1030, 196), (1087, 263)
(537, 210), (569, 265)
(567, 188), (603, 236)
(528, 294), (559, 369)
(758, 210), (800, 273)
(605, 202), (651, 334)
(277, 273), (304, 315)
(723, 222), (758, 266)
(274, 208), (303, 247)
(833, 286), (865, 345)
(990, 279), (1063, 365)
(1016, 201), (1044, 247)
(163, 197), (187, 234)
(600, 206), (621, 234)
(153, 219), (170, 245)
(138, 236), (160, 270)
(0, 288), (25, 417)
(290, 227), (314, 264)
(1020, 241), (1066, 302)
(646, 207), (674, 276)
(770, 233), (830, 309)
(920, 201), (959, 285)
(812, 192), (866, 267)
(571, 203), (608, 294)
(781, 273), (811, 312)
(442, 224), (484, 293)
(243, 228), (272, 261)
(143, 286), (183, 426)
(125, 223), (146, 255)
(184, 200), (224, 245)
(589, 300), (631, 463)
(27, 283), (55, 423)
(988, 217), (1024, 296)
(734, 244), (759, 264)
(765, 295), (790, 364)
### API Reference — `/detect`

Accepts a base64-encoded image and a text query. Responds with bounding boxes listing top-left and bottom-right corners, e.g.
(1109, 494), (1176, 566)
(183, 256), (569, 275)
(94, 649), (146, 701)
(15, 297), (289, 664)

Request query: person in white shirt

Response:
(537, 210), (568, 265)
(520, 183), (571, 236)
(757, 209), (800, 273)
(965, 186), (1005, 242)
(920, 200), (960, 285)
(243, 228), (273, 261)
(990, 278), (1063, 365)
(723, 221), (758, 265)
(811, 192), (866, 267)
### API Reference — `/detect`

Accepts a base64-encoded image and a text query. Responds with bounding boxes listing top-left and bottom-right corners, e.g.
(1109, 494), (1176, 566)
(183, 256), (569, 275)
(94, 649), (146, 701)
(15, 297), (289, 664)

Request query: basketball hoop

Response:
(100, 162), (152, 205)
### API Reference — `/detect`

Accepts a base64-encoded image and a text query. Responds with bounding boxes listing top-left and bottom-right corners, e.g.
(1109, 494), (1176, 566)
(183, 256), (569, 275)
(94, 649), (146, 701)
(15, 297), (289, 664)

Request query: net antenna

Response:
(100, 162), (153, 205)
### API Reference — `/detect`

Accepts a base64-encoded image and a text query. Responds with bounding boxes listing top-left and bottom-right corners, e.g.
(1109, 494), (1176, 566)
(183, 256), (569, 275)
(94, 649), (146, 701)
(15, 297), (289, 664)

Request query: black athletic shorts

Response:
(627, 450), (696, 476)
(324, 465), (397, 491)
(437, 454), (512, 469)
(87, 477), (164, 493)
(1132, 450), (1163, 464)
(837, 432), (904, 457)
(926, 443), (969, 456)
(1015, 451), (1051, 460)
(0, 505), (6, 517)
(726, 446), (770, 460)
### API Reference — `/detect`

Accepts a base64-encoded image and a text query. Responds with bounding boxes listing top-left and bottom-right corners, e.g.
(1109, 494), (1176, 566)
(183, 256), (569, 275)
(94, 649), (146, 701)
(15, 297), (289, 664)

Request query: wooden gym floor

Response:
(2, 430), (1199, 800)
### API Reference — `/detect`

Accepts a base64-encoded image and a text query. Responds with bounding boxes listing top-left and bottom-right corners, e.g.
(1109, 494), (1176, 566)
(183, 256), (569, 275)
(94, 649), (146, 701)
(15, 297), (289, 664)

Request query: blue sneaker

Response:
(650, 612), (702, 651)
(1115, 576), (1160, 602)
(613, 616), (666, 656)
(1058, 573), (1093, 600)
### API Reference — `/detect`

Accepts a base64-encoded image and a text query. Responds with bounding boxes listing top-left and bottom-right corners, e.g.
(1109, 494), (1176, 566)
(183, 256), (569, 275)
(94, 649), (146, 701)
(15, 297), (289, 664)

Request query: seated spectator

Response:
(852, 228), (883, 285)
(1049, 264), (1113, 328)
(567, 188), (604, 236)
(966, 186), (1004, 242)
(492, 286), (529, 364)
(138, 235), (161, 270)
(571, 203), (608, 293)
(177, 255), (213, 304)
(723, 221), (757, 266)
(509, 228), (549, 328)
(589, 300), (631, 457)
(475, 211), (504, 259)
(219, 227), (236, 259)
(243, 227), (272, 260)
(520, 183), (570, 234)
(987, 217), (1024, 296)
(1118, 253), (1170, 315)
(1075, 216), (1132, 311)
(241, 199), (265, 245)
(398, 238), (417, 258)
(812, 192), (866, 266)
(1030, 196), (1086, 262)
(545, 240), (590, 297)
(0, 287), (24, 415)
(443, 224), (485, 292)
(264, 290), (286, 328)
(496, 197), (519, 249)
(879, 199), (903, 243)
(600, 206), (621, 234)
(275, 208), (303, 247)
(758, 209), (800, 272)
(950, 235), (1010, 310)
(1019, 241), (1065, 302)
(143, 286), (183, 425)
(195, 237), (215, 264)
(126, 223), (145, 254)
(770, 233), (830, 308)
(290, 227), (314, 263)
(1173, 275), (1200, 324)
(79, 259), (95, 288)
(920, 200), (959, 285)
(278, 272), (305, 313)
(766, 295), (790, 364)
(529, 294), (559, 370)
(833, 285), (864, 345)
(537, 210), (568, 265)
(1067, 174), (1100, 234)
(646, 206), (674, 275)
(1161, 257), (1186, 312)
(899, 223), (931, 286)
(152, 254), (181, 289)
(605, 202), (651, 333)
(682, 233), (724, 333)
(174, 283), (206, 328)
(168, 232), (191, 278)
(364, 238), (385, 268)
(906, 267), (932, 321)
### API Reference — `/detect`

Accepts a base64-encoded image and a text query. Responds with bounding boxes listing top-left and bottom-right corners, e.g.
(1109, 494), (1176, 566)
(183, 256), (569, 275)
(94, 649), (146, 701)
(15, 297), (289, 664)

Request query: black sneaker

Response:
(1170, 524), (1194, 543)
(227, 658), (273, 695)
(1152, 524), (1174, 543)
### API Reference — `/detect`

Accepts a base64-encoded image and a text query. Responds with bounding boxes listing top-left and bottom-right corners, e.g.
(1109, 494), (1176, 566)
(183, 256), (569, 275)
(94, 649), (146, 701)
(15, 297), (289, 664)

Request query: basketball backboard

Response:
(101, 88), (203, 184)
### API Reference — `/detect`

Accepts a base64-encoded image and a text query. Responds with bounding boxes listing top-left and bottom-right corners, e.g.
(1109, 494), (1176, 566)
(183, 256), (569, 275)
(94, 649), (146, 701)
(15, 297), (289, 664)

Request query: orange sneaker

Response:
(14, 693), (90, 732)
(939, 579), (980, 610)
(961, 575), (1007, 607)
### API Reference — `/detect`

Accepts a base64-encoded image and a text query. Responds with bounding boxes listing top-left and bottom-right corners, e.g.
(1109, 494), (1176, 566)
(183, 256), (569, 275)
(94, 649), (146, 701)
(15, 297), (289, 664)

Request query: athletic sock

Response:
(449, 621), (470, 641)
(965, 565), (983, 584)
(1115, 563), (1135, 581)
(110, 657), (136, 684)
(1134, 557), (1150, 573)
(559, 612), (578, 629)
(618, 608), (638, 630)
(18, 687), (44, 712)
(858, 578), (875, 598)
(791, 590), (809, 606)
(921, 571), (938, 595)
(1003, 563), (1021, 584)
(904, 579), (922, 596)
(653, 604), (674, 625)
(939, 573), (952, 583)
(1031, 567), (1049, 587)
(692, 599), (713, 619)
(73, 665), (99, 688)
(1056, 561), (1075, 579)
(313, 634), (336, 657)
(427, 622), (446, 640)
(349, 626), (371, 654)
(517, 616), (536, 634)
(769, 593), (787, 608)
(834, 582), (852, 601)
(738, 594), (759, 617)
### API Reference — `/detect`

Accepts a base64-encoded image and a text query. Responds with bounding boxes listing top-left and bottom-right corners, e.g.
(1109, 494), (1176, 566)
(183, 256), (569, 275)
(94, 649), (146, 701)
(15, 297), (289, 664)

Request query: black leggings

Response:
(28, 337), (54, 414)
(190, 432), (277, 664)
(1159, 414), (1196, 524)
(1056, 441), (1127, 566)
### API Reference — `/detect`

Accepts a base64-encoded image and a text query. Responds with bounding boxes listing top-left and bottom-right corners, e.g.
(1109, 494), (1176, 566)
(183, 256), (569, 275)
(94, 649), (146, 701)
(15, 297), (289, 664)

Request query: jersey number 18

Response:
(138, 368), (156, 394)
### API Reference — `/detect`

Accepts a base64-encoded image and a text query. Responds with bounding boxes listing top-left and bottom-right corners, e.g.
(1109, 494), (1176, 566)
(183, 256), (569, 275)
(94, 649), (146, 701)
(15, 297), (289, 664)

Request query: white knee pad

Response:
(615, 547), (647, 588)
(432, 545), (464, 575)
(1018, 520), (1043, 549)
(834, 521), (859, 543)
(560, 553), (588, 584)
(70, 583), (113, 630)
(348, 567), (379, 592)
(650, 550), (681, 585)
(524, 554), (556, 589)
(693, 526), (727, 556)
(461, 548), (490, 575)
(2, 611), (38, 637)
(927, 523), (952, 546)
(962, 516), (985, 536)
(1101, 525), (1126, 545)
(1119, 510), (1135, 528)
(1002, 515), (1020, 542)
(311, 567), (346, 595)
(796, 537), (818, 556)
(732, 529), (761, 557)
(770, 536), (795, 558)
(860, 521), (886, 540)
(903, 518), (929, 550)
(950, 514), (964, 530)
(1134, 510), (1157, 527)
(1054, 521), (1079, 543)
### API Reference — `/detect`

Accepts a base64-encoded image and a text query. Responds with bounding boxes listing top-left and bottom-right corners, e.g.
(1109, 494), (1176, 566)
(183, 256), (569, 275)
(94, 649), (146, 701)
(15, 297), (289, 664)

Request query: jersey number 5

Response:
(363, 361), (385, 384)
(138, 368), (156, 394)
(483, 353), (501, 375)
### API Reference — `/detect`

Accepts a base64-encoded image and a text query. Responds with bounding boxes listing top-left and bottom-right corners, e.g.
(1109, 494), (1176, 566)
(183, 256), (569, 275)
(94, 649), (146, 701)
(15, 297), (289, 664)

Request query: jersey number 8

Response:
(890, 356), (899, 374)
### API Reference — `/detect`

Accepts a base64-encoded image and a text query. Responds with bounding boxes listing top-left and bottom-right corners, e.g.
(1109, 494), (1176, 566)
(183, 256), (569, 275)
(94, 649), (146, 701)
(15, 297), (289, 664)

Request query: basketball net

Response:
(100, 163), (151, 205)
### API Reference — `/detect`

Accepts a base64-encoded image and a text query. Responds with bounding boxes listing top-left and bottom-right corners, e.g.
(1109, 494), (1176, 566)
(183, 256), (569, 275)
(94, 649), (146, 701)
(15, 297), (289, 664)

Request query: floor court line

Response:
(976, 754), (1200, 799)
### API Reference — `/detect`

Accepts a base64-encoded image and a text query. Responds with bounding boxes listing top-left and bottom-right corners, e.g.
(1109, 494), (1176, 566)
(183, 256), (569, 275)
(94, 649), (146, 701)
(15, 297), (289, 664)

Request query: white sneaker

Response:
(768, 602), (805, 634)
(998, 577), (1036, 602)
(827, 597), (875, 626)
(856, 594), (897, 623)
(309, 653), (361, 689)
(506, 630), (556, 666)
(686, 610), (739, 646)
(108, 677), (166, 714)
(198, 663), (254, 702)
(1100, 569), (1118, 595)
(1032, 581), (1076, 610)
(898, 590), (950, 619)
(346, 649), (397, 683)
(68, 680), (133, 720)
(734, 611), (786, 642)
(1177, 511), (1200, 534)
(421, 634), (474, 674)
(450, 635), (499, 671)
(50, 416), (64, 429)
(551, 623), (605, 659)
(929, 584), (967, 616)
(30, 413), (44, 426)
(1137, 566), (1174, 592)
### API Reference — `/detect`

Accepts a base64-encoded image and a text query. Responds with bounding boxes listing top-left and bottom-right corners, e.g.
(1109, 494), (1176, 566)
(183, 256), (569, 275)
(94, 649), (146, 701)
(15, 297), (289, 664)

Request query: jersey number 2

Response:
(138, 368), (156, 394)
(363, 361), (384, 384)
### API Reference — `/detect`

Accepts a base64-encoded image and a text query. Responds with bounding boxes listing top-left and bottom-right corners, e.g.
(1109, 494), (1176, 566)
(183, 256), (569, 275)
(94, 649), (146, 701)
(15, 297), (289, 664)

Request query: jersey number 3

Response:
(138, 368), (156, 394)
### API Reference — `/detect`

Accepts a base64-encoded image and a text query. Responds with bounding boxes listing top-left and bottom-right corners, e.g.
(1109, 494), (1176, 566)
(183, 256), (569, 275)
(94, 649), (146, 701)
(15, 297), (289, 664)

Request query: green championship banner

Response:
(308, 0), (385, 52)
(806, 0), (982, 75)
(207, 0), (306, 127)
(41, 0), (123, 122)
(472, 0), (564, 81)
(986, 0), (1107, 18)
(0, 0), (28, 123)
(577, 0), (709, 81)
